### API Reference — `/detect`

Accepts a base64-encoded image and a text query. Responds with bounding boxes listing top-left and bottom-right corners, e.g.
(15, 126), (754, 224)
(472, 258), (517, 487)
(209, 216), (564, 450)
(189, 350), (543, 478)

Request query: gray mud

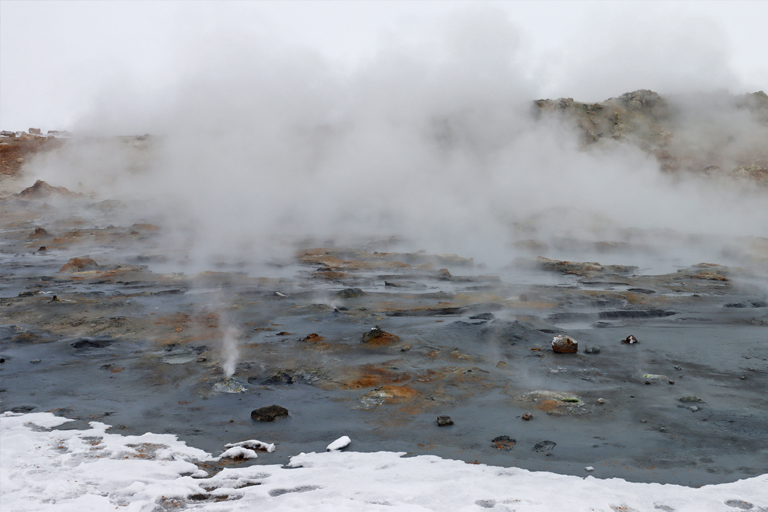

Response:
(2, 195), (768, 487)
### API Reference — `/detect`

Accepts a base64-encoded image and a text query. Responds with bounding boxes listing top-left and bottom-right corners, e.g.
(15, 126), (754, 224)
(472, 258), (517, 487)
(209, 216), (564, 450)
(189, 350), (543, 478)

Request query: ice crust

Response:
(2, 412), (767, 511)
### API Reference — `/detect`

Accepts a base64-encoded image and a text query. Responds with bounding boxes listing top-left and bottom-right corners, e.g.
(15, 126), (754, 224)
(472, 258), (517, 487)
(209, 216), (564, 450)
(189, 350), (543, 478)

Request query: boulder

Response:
(59, 257), (99, 272)
(551, 334), (578, 354)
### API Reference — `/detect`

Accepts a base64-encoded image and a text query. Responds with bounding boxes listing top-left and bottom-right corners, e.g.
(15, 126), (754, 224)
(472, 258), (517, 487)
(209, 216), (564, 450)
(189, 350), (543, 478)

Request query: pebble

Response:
(30, 359), (41, 364)
(740, 375), (746, 380)
(585, 466), (594, 472)
(522, 413), (533, 421)
(668, 380), (675, 385)
(597, 398), (605, 404)
(437, 415), (454, 427)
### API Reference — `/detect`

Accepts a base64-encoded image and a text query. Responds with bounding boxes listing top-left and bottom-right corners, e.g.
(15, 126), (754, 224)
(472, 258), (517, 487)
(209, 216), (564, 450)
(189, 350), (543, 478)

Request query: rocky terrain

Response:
(535, 89), (768, 181)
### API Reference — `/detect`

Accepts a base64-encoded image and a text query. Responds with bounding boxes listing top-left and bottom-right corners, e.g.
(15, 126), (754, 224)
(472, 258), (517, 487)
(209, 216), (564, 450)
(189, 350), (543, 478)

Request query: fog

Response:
(19, 6), (768, 272)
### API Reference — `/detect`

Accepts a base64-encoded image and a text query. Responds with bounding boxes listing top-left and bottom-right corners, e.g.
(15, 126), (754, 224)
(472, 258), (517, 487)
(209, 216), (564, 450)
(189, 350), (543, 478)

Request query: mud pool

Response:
(1, 194), (767, 487)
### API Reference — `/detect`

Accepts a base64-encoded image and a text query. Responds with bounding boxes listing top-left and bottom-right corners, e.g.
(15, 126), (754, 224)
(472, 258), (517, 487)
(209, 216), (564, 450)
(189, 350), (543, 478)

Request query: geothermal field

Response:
(2, 4), (768, 509)
(0, 5), (768, 512)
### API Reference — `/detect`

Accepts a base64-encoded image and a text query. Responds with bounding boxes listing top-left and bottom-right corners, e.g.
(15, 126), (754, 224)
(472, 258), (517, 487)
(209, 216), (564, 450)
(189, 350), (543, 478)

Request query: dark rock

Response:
(437, 415), (454, 426)
(251, 405), (289, 422)
(336, 288), (365, 299)
(491, 436), (516, 450)
(469, 312), (495, 321)
(533, 440), (556, 452)
(599, 310), (676, 319)
(71, 338), (113, 349)
(627, 288), (656, 294)
(522, 413), (533, 421)
(10, 405), (36, 413)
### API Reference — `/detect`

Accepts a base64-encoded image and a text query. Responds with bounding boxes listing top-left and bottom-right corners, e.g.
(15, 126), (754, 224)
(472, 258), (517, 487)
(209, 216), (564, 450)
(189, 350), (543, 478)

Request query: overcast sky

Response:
(1, 1), (766, 131)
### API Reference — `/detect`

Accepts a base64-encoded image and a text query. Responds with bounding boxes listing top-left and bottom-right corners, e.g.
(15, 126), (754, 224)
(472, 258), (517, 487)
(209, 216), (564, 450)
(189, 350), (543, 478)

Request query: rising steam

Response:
(21, 7), (768, 271)
(221, 325), (240, 379)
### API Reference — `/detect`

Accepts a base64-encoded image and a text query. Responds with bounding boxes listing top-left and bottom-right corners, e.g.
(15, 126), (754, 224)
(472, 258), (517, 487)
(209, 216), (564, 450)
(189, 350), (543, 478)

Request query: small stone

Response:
(597, 398), (605, 404)
(496, 360), (507, 368)
(659, 427), (667, 433)
(640, 419), (647, 423)
(251, 405), (289, 422)
(551, 334), (578, 354)
(437, 415), (454, 426)
(668, 380), (675, 385)
(622, 335), (638, 344)
(689, 406), (699, 412)
(30, 359), (41, 364)
(645, 381), (651, 385)
(585, 466), (594, 472)
(679, 396), (701, 403)
(400, 344), (412, 352)
(522, 413), (533, 421)
(584, 345), (601, 354)
(740, 375), (746, 380)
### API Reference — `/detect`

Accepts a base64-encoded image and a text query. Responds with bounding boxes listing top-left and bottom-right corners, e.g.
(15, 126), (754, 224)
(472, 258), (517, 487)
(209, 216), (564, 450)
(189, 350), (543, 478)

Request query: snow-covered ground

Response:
(2, 411), (766, 511)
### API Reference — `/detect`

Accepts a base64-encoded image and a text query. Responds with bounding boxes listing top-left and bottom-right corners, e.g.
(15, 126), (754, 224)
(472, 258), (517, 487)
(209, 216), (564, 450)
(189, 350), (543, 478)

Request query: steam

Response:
(21, 7), (768, 272)
(221, 325), (240, 379)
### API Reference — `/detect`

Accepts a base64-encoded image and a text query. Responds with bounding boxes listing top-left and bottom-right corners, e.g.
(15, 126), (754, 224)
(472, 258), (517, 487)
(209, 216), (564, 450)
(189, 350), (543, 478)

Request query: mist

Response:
(22, 7), (768, 272)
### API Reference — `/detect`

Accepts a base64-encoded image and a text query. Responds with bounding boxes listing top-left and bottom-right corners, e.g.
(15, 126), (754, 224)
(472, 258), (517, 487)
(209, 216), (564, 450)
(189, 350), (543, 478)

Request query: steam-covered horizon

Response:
(5, 2), (768, 272)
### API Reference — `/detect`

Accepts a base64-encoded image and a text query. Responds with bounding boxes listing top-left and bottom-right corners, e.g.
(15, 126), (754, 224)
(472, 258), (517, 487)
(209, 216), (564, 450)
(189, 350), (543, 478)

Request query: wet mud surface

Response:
(2, 194), (768, 487)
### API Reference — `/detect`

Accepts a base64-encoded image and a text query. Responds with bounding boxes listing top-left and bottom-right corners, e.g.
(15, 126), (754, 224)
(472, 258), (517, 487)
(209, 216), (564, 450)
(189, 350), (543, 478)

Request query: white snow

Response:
(326, 435), (351, 452)
(2, 411), (768, 511)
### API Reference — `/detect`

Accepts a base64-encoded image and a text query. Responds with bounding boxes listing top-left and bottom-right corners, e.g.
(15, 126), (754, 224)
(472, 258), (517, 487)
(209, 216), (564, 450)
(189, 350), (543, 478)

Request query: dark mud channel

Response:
(2, 195), (768, 487)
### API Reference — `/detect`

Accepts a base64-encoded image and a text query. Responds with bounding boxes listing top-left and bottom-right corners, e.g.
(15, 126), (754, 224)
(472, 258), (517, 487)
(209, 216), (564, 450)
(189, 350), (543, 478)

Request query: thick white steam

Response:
(23, 7), (768, 270)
